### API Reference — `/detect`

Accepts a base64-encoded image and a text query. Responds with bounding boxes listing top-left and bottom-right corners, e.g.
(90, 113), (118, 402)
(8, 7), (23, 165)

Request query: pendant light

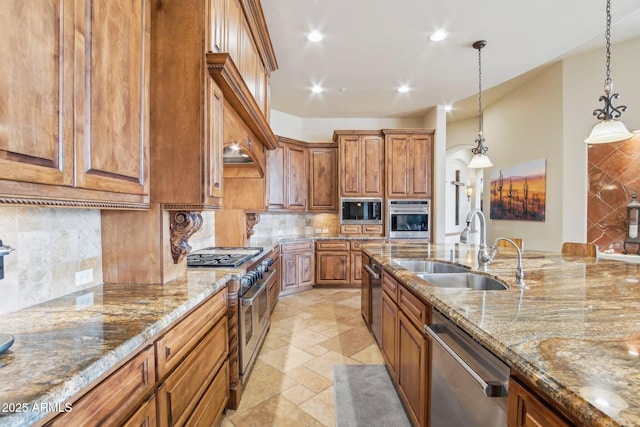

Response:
(584, 0), (633, 144)
(468, 40), (493, 168)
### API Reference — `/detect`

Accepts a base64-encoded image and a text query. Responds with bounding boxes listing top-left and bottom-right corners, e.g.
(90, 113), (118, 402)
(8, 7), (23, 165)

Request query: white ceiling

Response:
(262, 0), (640, 120)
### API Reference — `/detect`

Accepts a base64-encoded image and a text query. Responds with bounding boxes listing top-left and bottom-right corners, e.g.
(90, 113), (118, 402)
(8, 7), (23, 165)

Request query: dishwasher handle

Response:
(424, 324), (506, 397)
(363, 264), (380, 280)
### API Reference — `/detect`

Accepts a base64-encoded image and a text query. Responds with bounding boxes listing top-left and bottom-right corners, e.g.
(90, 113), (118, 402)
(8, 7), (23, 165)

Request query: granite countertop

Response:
(362, 241), (640, 427)
(0, 268), (237, 426)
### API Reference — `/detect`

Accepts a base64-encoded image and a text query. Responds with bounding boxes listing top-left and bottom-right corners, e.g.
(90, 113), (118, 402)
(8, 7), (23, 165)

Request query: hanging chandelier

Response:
(468, 40), (493, 168)
(584, 0), (633, 144)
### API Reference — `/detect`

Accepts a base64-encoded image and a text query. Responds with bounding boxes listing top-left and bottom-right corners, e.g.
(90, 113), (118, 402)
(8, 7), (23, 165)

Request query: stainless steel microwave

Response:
(340, 198), (383, 224)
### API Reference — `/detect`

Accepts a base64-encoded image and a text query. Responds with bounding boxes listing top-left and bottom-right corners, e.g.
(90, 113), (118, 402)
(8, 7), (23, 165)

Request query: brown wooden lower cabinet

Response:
(378, 270), (429, 427)
(45, 288), (229, 427)
(508, 377), (571, 427)
(280, 241), (314, 295)
(360, 253), (372, 327)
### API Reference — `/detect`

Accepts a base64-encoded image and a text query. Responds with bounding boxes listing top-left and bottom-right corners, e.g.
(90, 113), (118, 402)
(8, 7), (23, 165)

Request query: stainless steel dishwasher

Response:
(424, 310), (509, 427)
(364, 262), (382, 345)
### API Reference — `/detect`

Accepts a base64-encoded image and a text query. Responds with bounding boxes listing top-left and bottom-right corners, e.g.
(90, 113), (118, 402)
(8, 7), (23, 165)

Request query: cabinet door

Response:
(350, 249), (362, 285)
(309, 147), (338, 212)
(267, 146), (286, 209)
(298, 252), (315, 287)
(315, 251), (350, 285)
(381, 291), (398, 380)
(339, 136), (361, 196)
(508, 378), (571, 427)
(410, 134), (432, 197)
(286, 145), (307, 210)
(361, 135), (384, 196)
(386, 134), (411, 197)
(0, 0), (74, 187)
(75, 0), (149, 196)
(397, 310), (428, 427)
(281, 254), (298, 292)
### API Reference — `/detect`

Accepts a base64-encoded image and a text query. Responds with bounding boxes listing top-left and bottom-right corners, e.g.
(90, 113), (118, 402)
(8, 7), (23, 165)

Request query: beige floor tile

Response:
(284, 365), (333, 393)
(302, 350), (362, 380)
(304, 343), (330, 357)
(228, 394), (318, 427)
(318, 325), (377, 356)
(278, 328), (331, 350)
(259, 343), (317, 372)
(235, 360), (298, 412)
(281, 383), (317, 405)
(350, 343), (385, 364)
(299, 386), (336, 427)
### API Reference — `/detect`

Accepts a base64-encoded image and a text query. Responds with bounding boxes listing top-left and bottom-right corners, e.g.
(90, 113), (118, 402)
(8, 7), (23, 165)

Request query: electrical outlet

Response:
(322, 228), (329, 233)
(315, 228), (321, 233)
(75, 292), (94, 310)
(75, 269), (93, 287)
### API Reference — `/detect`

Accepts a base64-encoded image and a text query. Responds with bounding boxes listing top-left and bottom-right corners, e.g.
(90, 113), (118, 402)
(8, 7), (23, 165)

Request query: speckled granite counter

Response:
(0, 268), (238, 426)
(363, 241), (640, 427)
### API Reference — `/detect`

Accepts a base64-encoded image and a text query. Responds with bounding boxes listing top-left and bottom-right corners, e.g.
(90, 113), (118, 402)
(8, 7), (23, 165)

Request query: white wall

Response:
(270, 111), (423, 142)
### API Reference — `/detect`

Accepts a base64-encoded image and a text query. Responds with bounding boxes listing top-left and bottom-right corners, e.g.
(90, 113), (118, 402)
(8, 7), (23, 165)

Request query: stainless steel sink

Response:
(417, 273), (508, 291)
(393, 259), (471, 274)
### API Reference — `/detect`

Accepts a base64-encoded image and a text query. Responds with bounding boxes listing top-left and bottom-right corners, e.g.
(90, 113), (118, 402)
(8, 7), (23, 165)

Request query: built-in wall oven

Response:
(388, 199), (431, 239)
(341, 198), (383, 225)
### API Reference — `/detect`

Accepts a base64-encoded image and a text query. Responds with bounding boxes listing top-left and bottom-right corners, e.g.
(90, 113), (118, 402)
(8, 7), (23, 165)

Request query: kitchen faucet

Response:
(459, 209), (491, 269)
(488, 238), (525, 287)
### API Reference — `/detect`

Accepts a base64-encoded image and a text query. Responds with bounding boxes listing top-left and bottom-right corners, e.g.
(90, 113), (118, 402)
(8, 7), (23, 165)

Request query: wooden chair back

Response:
(561, 242), (599, 258)
(496, 238), (523, 251)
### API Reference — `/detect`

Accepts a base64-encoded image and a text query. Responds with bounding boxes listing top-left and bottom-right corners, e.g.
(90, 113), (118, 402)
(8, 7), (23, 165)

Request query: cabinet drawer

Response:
(340, 224), (361, 234)
(157, 315), (229, 427)
(122, 394), (156, 427)
(48, 346), (155, 427)
(186, 360), (229, 427)
(363, 224), (384, 235)
(156, 288), (227, 379)
(398, 286), (430, 329)
(316, 240), (350, 251)
(508, 377), (571, 427)
(281, 240), (314, 253)
(382, 271), (398, 302)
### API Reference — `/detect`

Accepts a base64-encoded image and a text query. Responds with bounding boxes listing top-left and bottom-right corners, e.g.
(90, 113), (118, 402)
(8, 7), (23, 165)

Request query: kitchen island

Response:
(363, 241), (640, 427)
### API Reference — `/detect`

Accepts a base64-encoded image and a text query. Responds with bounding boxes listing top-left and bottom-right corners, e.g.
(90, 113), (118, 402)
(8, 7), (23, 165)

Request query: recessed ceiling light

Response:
(311, 84), (323, 93)
(307, 31), (324, 42)
(397, 85), (410, 93)
(444, 104), (453, 112)
(430, 30), (447, 42)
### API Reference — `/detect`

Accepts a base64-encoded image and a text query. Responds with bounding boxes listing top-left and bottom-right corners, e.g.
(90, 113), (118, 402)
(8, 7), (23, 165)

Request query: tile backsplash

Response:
(0, 206), (103, 314)
(250, 212), (339, 238)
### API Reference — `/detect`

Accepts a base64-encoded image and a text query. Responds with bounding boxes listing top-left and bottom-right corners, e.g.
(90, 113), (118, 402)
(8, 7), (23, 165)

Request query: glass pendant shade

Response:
(468, 153), (493, 168)
(584, 118), (633, 144)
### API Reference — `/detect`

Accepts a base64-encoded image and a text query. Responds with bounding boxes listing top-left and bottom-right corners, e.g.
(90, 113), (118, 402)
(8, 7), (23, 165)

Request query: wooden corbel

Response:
(169, 211), (203, 264)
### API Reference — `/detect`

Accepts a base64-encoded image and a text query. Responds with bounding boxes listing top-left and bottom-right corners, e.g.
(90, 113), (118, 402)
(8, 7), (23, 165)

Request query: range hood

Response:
(223, 145), (255, 164)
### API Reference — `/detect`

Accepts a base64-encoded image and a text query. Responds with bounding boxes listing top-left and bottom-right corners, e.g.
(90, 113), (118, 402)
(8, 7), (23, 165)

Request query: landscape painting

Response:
(490, 159), (546, 221)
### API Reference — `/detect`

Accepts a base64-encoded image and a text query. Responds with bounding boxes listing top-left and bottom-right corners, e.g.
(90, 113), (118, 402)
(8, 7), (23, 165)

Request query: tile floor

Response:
(221, 288), (384, 427)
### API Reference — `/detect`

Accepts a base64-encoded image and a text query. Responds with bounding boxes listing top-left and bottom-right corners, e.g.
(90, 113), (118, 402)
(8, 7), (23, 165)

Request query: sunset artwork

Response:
(489, 159), (546, 221)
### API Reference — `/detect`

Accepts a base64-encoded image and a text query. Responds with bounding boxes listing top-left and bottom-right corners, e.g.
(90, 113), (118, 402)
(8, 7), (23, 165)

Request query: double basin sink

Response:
(393, 259), (508, 291)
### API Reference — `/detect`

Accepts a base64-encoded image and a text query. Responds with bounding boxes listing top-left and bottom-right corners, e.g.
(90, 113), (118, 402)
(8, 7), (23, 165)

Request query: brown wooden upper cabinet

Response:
(334, 131), (385, 198)
(267, 137), (338, 212)
(150, 0), (278, 210)
(0, 0), (150, 209)
(308, 145), (338, 212)
(384, 130), (434, 199)
(267, 138), (308, 211)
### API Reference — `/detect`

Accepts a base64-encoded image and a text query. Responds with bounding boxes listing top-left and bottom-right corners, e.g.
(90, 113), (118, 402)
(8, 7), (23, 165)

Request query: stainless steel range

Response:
(187, 246), (276, 382)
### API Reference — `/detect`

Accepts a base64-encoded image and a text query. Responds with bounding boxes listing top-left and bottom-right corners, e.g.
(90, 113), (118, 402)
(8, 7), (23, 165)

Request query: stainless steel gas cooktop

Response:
(186, 247), (263, 268)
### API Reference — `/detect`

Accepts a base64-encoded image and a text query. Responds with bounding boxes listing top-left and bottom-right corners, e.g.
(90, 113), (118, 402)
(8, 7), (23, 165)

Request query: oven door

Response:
(239, 281), (270, 376)
(388, 206), (430, 239)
